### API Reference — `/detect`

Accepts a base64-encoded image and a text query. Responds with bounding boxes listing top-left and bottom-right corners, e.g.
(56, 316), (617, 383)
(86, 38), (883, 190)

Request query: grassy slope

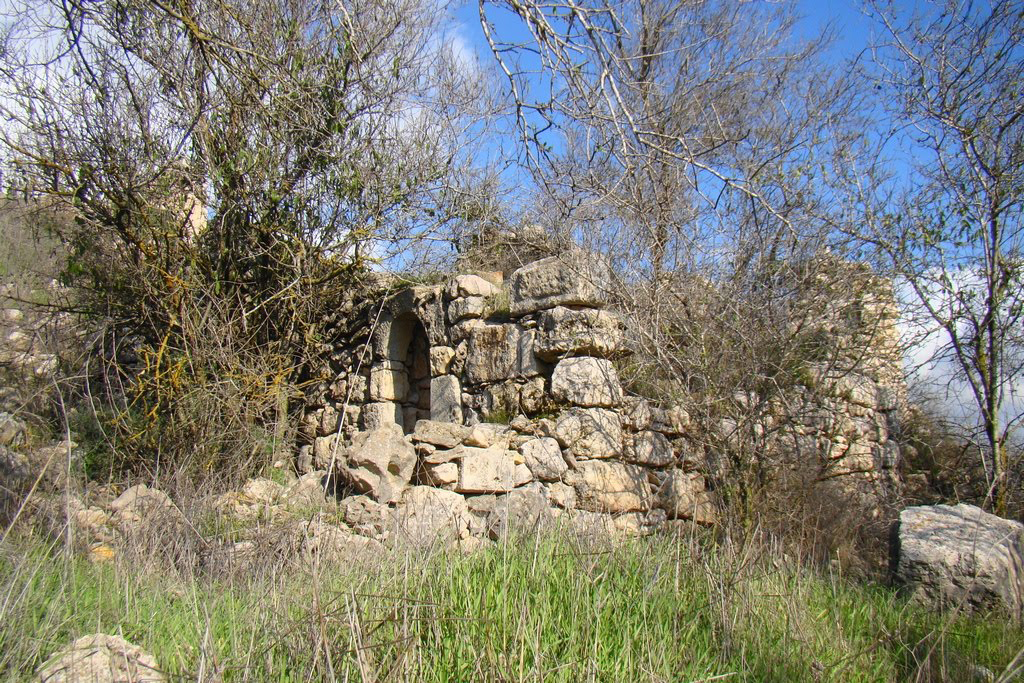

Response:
(2, 531), (1021, 682)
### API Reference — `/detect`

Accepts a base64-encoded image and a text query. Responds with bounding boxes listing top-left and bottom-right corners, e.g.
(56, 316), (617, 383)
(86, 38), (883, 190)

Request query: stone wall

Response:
(297, 253), (905, 542)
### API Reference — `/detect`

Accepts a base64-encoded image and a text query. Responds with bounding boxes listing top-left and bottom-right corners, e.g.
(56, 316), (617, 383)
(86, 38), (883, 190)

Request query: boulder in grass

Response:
(895, 504), (1024, 619)
(37, 634), (165, 682)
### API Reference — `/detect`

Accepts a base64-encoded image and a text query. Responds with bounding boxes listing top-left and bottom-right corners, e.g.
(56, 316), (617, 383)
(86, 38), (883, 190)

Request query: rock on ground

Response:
(895, 504), (1024, 619)
(37, 633), (165, 682)
(339, 424), (415, 504)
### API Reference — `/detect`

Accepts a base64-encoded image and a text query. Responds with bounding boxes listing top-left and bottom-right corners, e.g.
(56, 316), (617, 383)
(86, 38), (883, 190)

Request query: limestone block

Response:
(553, 408), (622, 459)
(546, 481), (577, 509)
(313, 434), (341, 469)
(520, 437), (568, 481)
(465, 323), (515, 385)
(419, 461), (459, 488)
(451, 318), (485, 346)
(412, 419), (470, 448)
(430, 375), (463, 423)
(456, 446), (532, 493)
(464, 324), (540, 385)
(340, 424), (416, 504)
(396, 486), (471, 544)
(448, 274), (500, 299)
(519, 376), (547, 414)
(650, 405), (690, 435)
(429, 346), (456, 376)
(833, 373), (879, 408)
(339, 495), (394, 539)
(37, 634), (166, 683)
(534, 306), (626, 361)
(551, 357), (622, 407)
(657, 470), (716, 523)
(620, 397), (652, 431)
(487, 483), (553, 539)
(508, 255), (611, 315)
(370, 363), (409, 402)
(517, 328), (543, 378)
(464, 423), (513, 448)
(362, 402), (402, 431)
(448, 296), (487, 323)
(896, 504), (1024, 619)
(318, 405), (340, 436)
(574, 460), (650, 513)
(625, 430), (675, 467)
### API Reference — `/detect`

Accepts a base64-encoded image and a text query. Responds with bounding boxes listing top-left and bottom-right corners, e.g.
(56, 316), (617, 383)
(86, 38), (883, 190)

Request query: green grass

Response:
(1, 532), (1021, 682)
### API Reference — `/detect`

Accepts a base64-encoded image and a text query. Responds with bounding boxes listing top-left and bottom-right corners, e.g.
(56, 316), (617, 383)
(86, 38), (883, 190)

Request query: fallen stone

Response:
(108, 484), (179, 532)
(37, 633), (166, 682)
(487, 483), (553, 540)
(339, 425), (415, 504)
(895, 504), (1024, 619)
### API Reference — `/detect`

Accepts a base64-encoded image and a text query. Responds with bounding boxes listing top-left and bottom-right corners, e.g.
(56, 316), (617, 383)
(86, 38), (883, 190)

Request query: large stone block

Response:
(535, 306), (626, 361)
(448, 274), (501, 299)
(895, 504), (1024, 619)
(396, 486), (471, 544)
(520, 437), (568, 481)
(625, 430), (675, 467)
(37, 634), (166, 683)
(487, 483), (554, 539)
(656, 470), (716, 523)
(551, 357), (622, 407)
(448, 296), (487, 323)
(369, 363), (409, 402)
(429, 346), (456, 376)
(413, 419), (470, 448)
(464, 324), (514, 385)
(508, 255), (610, 315)
(464, 324), (540, 385)
(551, 408), (622, 459)
(574, 461), (650, 513)
(430, 375), (463, 423)
(362, 402), (402, 431)
(339, 425), (416, 504)
(456, 446), (533, 493)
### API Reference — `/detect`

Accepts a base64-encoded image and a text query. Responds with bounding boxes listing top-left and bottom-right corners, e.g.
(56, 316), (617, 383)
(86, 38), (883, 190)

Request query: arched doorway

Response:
(384, 313), (430, 433)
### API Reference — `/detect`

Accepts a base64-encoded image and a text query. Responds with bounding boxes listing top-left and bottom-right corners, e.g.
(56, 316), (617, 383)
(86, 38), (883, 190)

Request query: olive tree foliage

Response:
(838, 0), (1024, 513)
(0, 0), (489, 476)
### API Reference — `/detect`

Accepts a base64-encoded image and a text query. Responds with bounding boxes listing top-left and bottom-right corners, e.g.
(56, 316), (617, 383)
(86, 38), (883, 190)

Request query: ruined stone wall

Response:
(297, 253), (906, 542)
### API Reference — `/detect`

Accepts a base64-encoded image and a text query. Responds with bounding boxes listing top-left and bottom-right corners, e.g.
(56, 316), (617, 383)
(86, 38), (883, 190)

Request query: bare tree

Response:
(840, 0), (1024, 513)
